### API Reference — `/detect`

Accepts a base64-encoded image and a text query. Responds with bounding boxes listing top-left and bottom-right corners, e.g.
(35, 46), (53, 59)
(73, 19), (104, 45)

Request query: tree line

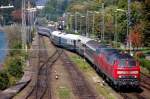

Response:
(66, 0), (150, 48)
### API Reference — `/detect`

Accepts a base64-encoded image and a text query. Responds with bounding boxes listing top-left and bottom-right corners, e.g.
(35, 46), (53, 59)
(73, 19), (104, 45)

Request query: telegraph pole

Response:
(80, 15), (85, 35)
(27, 1), (30, 44)
(70, 15), (73, 32)
(66, 13), (69, 30)
(114, 11), (118, 48)
(86, 11), (89, 37)
(22, 0), (27, 51)
(127, 0), (132, 54)
(92, 13), (95, 35)
(75, 12), (77, 33)
(80, 16), (82, 35)
(102, 3), (105, 41)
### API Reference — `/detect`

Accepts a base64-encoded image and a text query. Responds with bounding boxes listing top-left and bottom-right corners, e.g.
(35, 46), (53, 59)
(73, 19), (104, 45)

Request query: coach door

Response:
(76, 40), (82, 55)
(73, 40), (76, 51)
(59, 37), (61, 46)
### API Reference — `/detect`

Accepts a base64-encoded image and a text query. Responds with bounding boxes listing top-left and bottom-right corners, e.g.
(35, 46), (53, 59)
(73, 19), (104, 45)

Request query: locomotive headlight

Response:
(117, 71), (139, 74)
(134, 75), (137, 78)
(130, 71), (139, 74)
(117, 71), (127, 74)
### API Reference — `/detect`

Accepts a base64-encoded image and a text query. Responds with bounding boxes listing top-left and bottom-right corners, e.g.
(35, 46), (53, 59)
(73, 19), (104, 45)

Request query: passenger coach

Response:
(37, 26), (52, 37)
(60, 34), (80, 51)
(51, 31), (80, 51)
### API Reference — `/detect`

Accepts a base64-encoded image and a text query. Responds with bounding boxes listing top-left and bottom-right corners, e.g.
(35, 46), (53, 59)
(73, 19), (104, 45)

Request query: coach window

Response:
(83, 44), (86, 53)
(87, 46), (90, 54)
(70, 40), (72, 45)
(107, 54), (112, 64)
(106, 56), (110, 62)
(128, 60), (136, 67)
(87, 47), (92, 56)
(90, 48), (94, 55)
(96, 49), (99, 54)
(91, 48), (95, 56)
(77, 40), (81, 47)
(110, 57), (115, 65)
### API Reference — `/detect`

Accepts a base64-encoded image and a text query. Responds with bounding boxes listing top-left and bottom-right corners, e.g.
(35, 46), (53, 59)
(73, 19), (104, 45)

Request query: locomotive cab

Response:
(112, 54), (140, 88)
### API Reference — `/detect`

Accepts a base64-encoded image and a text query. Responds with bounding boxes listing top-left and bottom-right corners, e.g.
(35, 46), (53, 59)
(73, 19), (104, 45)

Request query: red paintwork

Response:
(94, 53), (140, 81)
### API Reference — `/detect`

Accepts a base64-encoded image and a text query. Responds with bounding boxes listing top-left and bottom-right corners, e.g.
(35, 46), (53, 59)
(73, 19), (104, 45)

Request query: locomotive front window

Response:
(128, 60), (136, 67)
(118, 60), (126, 67)
(118, 59), (136, 67)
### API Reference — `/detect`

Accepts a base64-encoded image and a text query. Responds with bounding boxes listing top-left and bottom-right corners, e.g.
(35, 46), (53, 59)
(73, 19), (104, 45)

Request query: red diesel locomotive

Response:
(83, 40), (140, 88)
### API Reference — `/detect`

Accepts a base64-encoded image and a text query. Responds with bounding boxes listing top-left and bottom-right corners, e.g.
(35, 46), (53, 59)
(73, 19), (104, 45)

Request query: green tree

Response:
(8, 58), (23, 78)
(143, 0), (150, 47)
(67, 0), (148, 47)
(0, 70), (9, 90)
(44, 0), (70, 21)
(0, 0), (11, 6)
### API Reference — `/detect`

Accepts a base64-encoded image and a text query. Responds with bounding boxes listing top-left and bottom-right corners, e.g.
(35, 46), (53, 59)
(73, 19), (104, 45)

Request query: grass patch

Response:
(70, 55), (91, 71)
(139, 59), (150, 72)
(69, 54), (117, 99)
(58, 87), (70, 99)
(95, 84), (115, 99)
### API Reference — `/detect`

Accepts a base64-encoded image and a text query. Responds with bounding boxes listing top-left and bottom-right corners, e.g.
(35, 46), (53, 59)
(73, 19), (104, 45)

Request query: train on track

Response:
(38, 27), (140, 89)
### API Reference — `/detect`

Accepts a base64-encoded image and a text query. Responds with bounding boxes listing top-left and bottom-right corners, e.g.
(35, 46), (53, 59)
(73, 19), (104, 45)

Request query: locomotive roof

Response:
(102, 48), (118, 53)
(112, 53), (133, 60)
(85, 40), (121, 55)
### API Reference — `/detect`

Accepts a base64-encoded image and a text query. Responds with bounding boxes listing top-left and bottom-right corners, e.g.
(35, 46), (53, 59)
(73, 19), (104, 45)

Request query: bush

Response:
(1, 25), (26, 90)
(135, 51), (145, 59)
(8, 58), (24, 78)
(9, 41), (22, 56)
(139, 59), (150, 71)
(0, 42), (25, 90)
(0, 70), (9, 90)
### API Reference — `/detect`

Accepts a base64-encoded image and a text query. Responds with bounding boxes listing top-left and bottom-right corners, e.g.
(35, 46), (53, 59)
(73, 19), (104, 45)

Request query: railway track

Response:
(26, 35), (63, 99)
(61, 52), (97, 99)
(119, 72), (150, 99)
(59, 50), (150, 99)
(25, 34), (150, 99)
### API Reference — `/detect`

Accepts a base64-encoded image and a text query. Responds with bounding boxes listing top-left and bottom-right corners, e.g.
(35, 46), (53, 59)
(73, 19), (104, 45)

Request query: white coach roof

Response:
(51, 31), (94, 43)
(61, 34), (80, 40)
(51, 31), (65, 37)
(78, 36), (94, 44)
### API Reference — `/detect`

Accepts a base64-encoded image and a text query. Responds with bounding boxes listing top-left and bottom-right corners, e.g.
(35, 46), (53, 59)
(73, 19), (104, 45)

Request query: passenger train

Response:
(37, 26), (52, 37)
(38, 27), (140, 89)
